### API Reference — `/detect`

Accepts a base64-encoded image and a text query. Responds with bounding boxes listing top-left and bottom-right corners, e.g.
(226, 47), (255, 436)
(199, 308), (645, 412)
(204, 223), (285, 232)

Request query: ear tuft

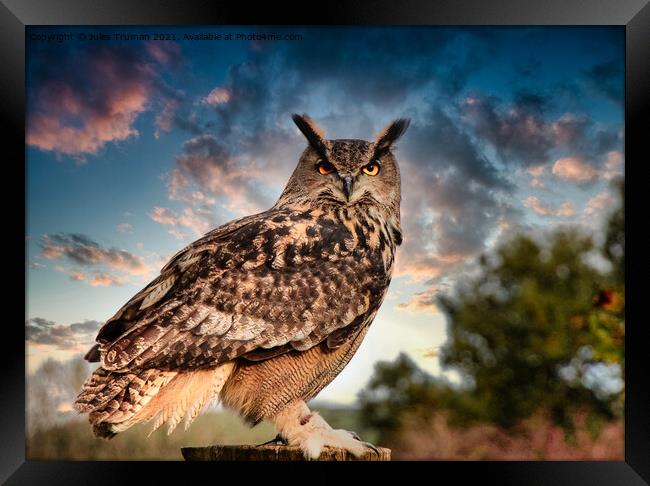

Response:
(292, 113), (327, 152)
(375, 118), (410, 151)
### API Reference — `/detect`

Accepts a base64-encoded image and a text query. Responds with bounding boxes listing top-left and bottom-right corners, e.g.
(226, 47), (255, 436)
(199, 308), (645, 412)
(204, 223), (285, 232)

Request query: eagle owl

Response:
(74, 114), (409, 459)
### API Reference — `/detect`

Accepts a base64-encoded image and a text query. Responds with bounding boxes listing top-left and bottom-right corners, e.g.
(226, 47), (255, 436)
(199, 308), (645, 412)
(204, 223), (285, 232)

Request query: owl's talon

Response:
(361, 441), (380, 453)
(343, 430), (380, 452)
(347, 430), (362, 441)
(259, 434), (288, 446)
(341, 429), (380, 454)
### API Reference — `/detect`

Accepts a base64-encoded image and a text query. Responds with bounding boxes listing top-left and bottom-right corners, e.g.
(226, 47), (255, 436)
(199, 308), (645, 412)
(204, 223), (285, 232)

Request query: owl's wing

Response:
(91, 211), (268, 347)
(94, 208), (385, 372)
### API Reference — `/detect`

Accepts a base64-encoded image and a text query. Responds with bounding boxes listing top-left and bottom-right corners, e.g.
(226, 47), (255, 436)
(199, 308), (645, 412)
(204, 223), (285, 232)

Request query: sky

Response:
(26, 26), (624, 406)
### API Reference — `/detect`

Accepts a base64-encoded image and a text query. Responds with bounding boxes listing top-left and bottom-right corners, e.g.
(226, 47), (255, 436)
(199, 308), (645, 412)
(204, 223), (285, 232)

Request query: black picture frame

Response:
(6, 0), (648, 484)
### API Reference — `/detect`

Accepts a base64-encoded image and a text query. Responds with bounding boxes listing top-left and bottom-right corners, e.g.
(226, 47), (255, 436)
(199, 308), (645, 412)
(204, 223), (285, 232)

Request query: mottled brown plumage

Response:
(74, 113), (409, 459)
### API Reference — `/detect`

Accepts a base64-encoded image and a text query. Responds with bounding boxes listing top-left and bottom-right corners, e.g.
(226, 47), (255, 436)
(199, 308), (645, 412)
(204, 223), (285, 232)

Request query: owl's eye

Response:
(317, 160), (335, 175)
(362, 161), (381, 176)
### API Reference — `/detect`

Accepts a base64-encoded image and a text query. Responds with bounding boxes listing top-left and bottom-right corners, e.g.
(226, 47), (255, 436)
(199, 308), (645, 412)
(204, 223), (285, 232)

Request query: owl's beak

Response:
(341, 175), (354, 200)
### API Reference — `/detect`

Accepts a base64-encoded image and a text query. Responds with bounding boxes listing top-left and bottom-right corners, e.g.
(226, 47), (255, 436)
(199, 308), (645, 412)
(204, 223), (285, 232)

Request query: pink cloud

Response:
(584, 191), (615, 215)
(144, 41), (182, 66)
(527, 164), (547, 188)
(549, 113), (590, 146)
(552, 157), (599, 184)
(462, 98), (588, 165)
(52, 264), (129, 287)
(90, 274), (126, 287)
(602, 151), (624, 180)
(396, 287), (441, 314)
(154, 98), (180, 138)
(203, 87), (231, 105)
(527, 165), (546, 178)
(169, 134), (278, 216)
(69, 271), (86, 282)
(149, 205), (214, 236)
(28, 73), (149, 155)
(27, 44), (183, 156)
(524, 196), (575, 217)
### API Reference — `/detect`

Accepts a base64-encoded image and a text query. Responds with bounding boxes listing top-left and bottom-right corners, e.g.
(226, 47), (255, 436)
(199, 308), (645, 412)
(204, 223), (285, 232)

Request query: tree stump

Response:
(181, 444), (391, 461)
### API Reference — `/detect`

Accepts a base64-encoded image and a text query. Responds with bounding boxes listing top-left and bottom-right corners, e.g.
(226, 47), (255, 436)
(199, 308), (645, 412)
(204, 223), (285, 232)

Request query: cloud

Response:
(26, 317), (102, 352)
(149, 205), (215, 236)
(461, 94), (595, 167)
(552, 157), (599, 184)
(527, 164), (547, 188)
(523, 150), (622, 190)
(524, 196), (575, 217)
(53, 28), (617, 318)
(144, 40), (182, 66)
(396, 287), (442, 314)
(163, 28), (499, 223)
(27, 41), (183, 156)
(166, 134), (279, 216)
(390, 104), (519, 291)
(69, 271), (86, 282)
(584, 191), (615, 215)
(52, 265), (127, 287)
(116, 223), (133, 234)
(203, 87), (231, 105)
(584, 60), (624, 103)
(40, 233), (152, 276)
(166, 228), (188, 240)
(152, 33), (519, 315)
(602, 151), (624, 180)
(90, 274), (126, 287)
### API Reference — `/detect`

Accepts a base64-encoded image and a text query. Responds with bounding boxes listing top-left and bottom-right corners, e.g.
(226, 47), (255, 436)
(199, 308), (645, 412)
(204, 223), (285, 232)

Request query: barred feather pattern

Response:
(74, 363), (234, 438)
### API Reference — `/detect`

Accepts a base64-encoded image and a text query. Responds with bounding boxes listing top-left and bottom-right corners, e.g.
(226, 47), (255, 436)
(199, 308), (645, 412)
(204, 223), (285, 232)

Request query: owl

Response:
(74, 113), (409, 460)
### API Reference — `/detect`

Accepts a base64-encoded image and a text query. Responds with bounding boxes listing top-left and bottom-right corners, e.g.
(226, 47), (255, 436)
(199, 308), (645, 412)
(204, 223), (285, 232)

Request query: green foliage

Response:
(441, 231), (601, 427)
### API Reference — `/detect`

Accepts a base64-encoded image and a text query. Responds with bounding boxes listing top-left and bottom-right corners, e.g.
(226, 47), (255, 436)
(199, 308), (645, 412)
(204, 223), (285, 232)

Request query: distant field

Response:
(27, 406), (622, 461)
(26, 406), (371, 461)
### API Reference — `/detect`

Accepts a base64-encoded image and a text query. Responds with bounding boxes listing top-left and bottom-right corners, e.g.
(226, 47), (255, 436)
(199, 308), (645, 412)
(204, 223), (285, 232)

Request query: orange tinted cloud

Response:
(27, 43), (181, 156)
(396, 287), (441, 314)
(584, 191), (615, 215)
(203, 87), (232, 105)
(524, 196), (575, 217)
(149, 205), (214, 236)
(552, 157), (599, 184)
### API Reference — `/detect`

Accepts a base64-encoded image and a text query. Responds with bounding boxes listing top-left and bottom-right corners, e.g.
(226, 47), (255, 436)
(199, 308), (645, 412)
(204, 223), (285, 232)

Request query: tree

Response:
(358, 353), (452, 443)
(437, 185), (624, 430)
(358, 180), (624, 438)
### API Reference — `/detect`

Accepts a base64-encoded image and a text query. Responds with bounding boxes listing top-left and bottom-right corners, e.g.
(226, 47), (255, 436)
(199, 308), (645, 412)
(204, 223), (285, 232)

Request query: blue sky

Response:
(26, 26), (624, 404)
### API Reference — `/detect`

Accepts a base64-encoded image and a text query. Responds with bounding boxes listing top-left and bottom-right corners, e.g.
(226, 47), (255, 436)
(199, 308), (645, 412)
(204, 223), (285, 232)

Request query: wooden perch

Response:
(181, 444), (391, 461)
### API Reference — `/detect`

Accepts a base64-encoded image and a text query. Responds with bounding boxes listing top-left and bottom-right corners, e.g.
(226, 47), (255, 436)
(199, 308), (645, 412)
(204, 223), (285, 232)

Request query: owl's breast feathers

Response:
(91, 207), (400, 373)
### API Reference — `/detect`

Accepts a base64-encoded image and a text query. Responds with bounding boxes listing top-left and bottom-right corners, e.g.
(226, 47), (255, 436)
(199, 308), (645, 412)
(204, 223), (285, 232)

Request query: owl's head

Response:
(275, 114), (409, 213)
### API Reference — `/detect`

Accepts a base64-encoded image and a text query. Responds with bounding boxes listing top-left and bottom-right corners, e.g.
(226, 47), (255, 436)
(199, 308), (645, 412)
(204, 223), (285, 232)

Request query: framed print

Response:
(4, 0), (648, 483)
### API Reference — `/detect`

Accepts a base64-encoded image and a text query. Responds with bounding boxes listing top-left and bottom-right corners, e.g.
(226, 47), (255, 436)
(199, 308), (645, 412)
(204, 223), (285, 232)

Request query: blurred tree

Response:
(603, 179), (624, 286)
(359, 179), (624, 439)
(438, 231), (614, 430)
(27, 355), (94, 434)
(437, 180), (624, 431)
(358, 353), (453, 443)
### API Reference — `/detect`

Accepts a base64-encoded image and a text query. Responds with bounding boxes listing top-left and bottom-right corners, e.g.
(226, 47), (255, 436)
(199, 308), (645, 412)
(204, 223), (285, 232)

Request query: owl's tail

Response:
(73, 363), (235, 438)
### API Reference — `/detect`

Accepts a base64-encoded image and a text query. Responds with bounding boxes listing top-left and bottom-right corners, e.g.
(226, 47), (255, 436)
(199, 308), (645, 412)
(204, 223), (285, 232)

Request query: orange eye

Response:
(362, 161), (381, 176)
(317, 161), (335, 175)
